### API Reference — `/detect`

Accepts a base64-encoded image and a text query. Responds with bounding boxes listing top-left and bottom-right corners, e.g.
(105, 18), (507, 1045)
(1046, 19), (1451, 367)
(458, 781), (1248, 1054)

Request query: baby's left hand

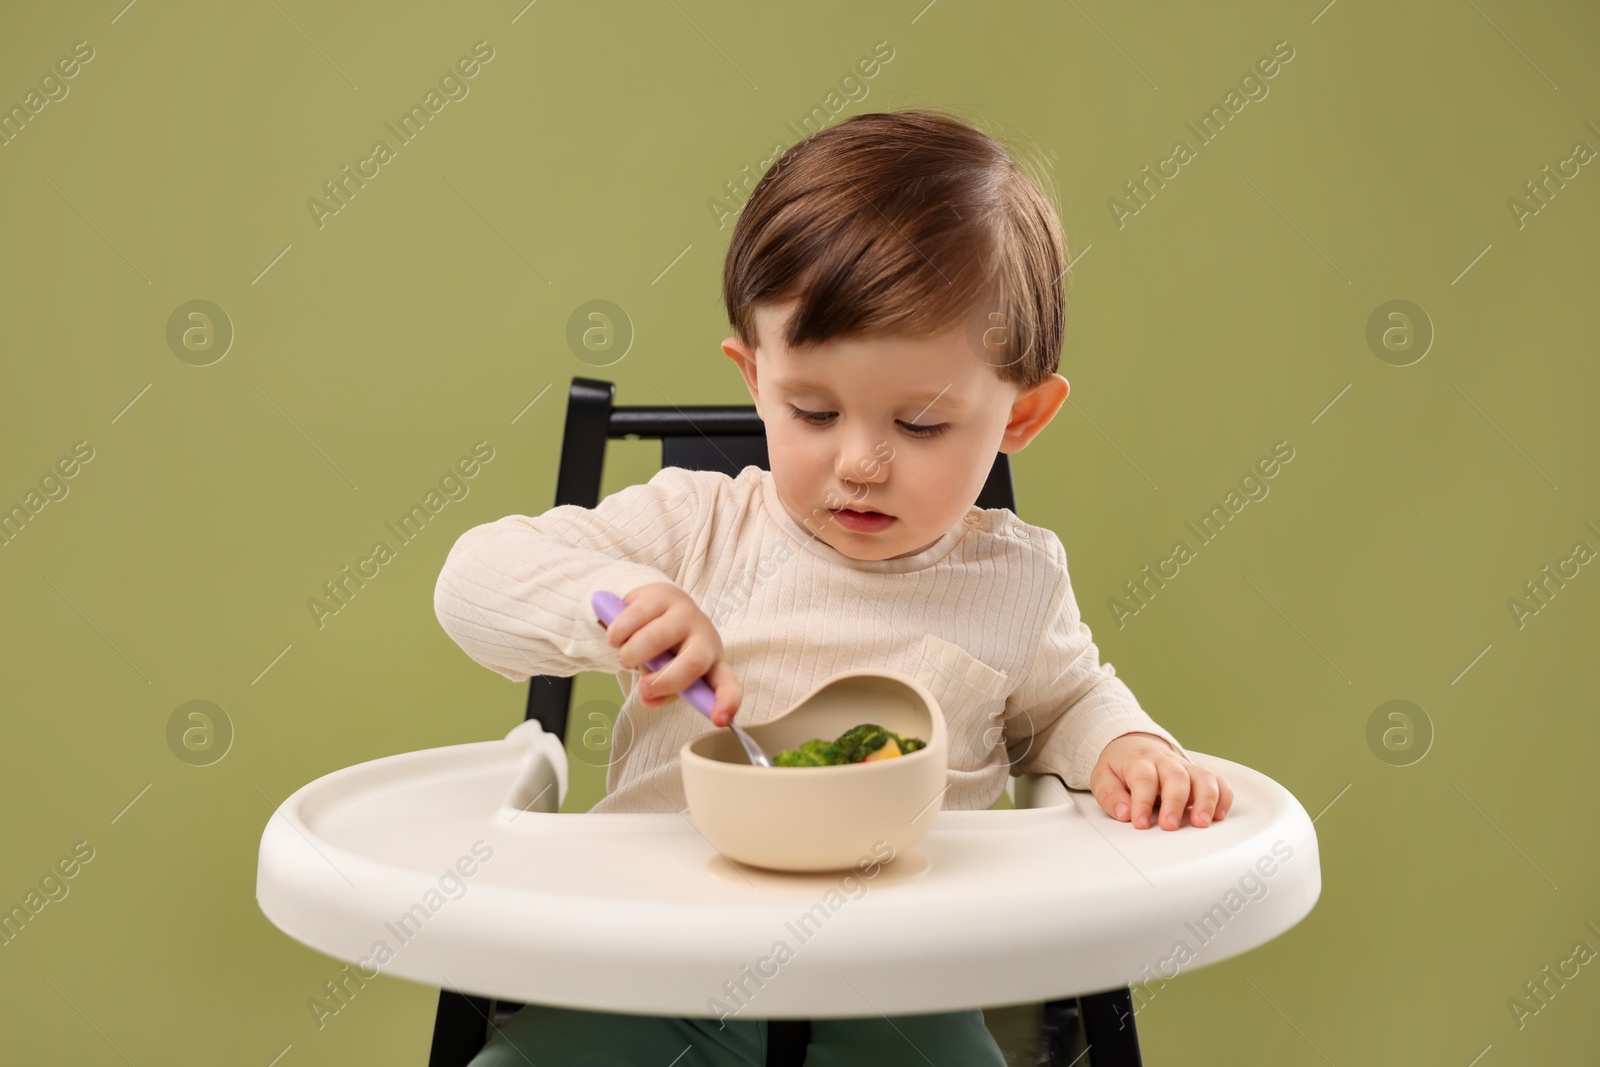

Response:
(1090, 732), (1233, 830)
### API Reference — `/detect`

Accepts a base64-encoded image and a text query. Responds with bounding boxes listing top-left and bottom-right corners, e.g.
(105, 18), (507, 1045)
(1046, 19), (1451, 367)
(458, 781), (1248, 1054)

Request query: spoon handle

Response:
(590, 590), (717, 718)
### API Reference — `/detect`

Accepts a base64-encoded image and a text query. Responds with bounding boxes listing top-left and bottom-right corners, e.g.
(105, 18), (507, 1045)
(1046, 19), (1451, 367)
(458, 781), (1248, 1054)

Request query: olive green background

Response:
(2, 0), (1596, 1063)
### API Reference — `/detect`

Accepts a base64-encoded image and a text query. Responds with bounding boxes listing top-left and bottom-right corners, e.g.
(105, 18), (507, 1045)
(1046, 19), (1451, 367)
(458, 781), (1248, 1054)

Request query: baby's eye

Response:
(787, 405), (836, 425)
(786, 405), (949, 438)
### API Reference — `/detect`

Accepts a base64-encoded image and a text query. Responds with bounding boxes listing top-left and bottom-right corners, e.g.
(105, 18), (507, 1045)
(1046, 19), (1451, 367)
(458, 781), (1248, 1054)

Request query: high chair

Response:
(428, 375), (1126, 1065)
(254, 376), (1321, 1067)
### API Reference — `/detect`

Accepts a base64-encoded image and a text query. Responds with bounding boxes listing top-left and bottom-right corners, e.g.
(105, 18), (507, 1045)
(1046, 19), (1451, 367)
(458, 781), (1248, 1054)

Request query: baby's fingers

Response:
(1156, 760), (1192, 830)
(1093, 778), (1134, 823)
(1185, 769), (1219, 827)
(1124, 760), (1163, 829)
(704, 660), (743, 728)
(632, 672), (665, 710)
(1211, 774), (1235, 821)
(605, 585), (664, 652)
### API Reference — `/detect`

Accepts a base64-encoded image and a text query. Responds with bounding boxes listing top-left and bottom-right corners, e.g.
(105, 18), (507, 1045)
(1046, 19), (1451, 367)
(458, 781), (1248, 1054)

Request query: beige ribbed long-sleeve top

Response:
(433, 464), (1187, 814)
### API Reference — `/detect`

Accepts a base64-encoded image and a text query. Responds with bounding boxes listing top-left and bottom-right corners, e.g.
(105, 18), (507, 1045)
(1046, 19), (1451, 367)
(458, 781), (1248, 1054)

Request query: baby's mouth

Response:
(828, 507), (896, 532)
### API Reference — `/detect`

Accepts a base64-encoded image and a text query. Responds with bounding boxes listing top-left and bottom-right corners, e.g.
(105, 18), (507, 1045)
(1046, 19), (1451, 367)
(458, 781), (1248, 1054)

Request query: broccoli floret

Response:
(803, 738), (845, 765)
(774, 738), (845, 766)
(892, 732), (927, 755)
(835, 724), (888, 763)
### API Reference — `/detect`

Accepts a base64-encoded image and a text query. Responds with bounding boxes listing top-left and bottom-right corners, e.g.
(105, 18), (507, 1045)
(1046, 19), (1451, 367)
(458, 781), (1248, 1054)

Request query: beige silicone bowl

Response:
(680, 668), (948, 872)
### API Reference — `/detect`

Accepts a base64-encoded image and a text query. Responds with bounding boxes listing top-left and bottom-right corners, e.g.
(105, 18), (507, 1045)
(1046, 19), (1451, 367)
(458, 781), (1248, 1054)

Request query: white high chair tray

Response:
(257, 722), (1321, 1018)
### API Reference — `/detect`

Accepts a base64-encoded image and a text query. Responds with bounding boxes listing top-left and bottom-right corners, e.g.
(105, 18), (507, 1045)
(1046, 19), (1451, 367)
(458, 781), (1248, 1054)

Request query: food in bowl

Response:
(773, 723), (928, 767)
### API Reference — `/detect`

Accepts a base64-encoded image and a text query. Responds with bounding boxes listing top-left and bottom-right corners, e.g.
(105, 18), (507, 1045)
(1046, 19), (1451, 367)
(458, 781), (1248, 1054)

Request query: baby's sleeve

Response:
(432, 466), (710, 683)
(1001, 532), (1189, 790)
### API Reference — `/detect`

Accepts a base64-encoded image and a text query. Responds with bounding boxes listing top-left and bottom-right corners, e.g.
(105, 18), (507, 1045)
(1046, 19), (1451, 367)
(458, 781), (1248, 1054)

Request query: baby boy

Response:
(435, 107), (1233, 1067)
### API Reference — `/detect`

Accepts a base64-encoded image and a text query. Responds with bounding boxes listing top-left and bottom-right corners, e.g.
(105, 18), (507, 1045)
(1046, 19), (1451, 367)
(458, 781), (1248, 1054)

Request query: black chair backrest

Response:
(525, 376), (1017, 741)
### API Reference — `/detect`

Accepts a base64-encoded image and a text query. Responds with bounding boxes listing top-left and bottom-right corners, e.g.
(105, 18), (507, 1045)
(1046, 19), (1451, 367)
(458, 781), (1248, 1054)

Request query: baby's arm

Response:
(432, 466), (710, 683)
(1001, 533), (1186, 787)
(1002, 532), (1230, 828)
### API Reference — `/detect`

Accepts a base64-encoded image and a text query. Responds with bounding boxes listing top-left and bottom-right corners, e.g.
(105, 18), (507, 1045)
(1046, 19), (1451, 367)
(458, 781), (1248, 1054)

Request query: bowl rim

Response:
(679, 666), (947, 775)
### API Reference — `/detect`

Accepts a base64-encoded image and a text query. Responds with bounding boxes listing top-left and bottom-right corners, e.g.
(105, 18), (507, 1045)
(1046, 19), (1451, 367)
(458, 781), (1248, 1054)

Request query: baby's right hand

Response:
(602, 582), (743, 727)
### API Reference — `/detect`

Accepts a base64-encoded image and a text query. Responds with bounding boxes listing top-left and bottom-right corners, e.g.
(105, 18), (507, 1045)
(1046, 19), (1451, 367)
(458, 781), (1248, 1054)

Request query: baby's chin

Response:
(836, 527), (950, 562)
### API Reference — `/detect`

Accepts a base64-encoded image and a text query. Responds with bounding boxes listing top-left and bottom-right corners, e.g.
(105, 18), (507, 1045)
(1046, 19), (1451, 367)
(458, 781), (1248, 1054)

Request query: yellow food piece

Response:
(862, 737), (902, 762)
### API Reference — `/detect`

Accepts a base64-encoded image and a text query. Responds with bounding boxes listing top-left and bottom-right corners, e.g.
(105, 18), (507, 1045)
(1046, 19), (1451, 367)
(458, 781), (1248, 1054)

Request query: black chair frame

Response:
(428, 376), (1144, 1067)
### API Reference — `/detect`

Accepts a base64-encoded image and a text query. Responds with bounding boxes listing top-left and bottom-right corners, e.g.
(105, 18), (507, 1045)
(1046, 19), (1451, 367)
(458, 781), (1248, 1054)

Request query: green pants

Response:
(469, 1003), (1008, 1066)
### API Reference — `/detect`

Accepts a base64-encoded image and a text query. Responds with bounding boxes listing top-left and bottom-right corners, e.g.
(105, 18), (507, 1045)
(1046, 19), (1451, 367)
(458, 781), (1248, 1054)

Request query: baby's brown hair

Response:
(721, 107), (1068, 392)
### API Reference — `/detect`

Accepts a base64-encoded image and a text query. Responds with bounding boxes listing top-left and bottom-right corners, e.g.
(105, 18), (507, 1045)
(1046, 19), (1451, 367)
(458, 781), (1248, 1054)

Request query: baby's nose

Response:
(837, 442), (890, 485)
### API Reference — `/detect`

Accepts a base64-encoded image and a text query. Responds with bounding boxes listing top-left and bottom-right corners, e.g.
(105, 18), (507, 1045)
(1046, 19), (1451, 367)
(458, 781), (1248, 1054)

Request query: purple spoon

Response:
(590, 590), (772, 767)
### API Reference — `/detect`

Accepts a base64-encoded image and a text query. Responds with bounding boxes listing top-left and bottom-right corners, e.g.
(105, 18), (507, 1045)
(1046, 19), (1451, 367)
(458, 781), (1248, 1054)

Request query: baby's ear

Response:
(1000, 374), (1068, 452)
(722, 338), (760, 400)
(721, 336), (753, 368)
(723, 343), (752, 377)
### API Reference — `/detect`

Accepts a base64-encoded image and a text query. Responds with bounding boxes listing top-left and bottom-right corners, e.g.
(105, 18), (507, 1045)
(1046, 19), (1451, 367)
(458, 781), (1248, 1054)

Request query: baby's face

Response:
(723, 301), (1066, 561)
